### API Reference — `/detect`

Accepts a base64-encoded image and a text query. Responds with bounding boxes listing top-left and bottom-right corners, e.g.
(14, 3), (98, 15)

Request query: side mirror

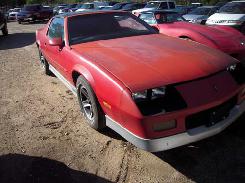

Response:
(49, 37), (63, 47)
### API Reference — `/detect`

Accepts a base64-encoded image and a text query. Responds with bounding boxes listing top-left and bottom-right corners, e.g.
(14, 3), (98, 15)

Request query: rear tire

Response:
(76, 75), (105, 130)
(38, 48), (52, 76)
(18, 21), (21, 24)
(1, 23), (8, 36)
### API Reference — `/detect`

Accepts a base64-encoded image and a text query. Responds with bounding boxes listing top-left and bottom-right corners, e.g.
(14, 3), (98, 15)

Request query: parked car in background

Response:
(183, 6), (219, 24)
(206, 1), (245, 34)
(17, 4), (53, 24)
(215, 1), (227, 9)
(53, 4), (67, 15)
(0, 11), (8, 36)
(139, 10), (245, 64)
(174, 5), (193, 15)
(58, 4), (77, 14)
(76, 2), (113, 12)
(76, 3), (95, 11)
(8, 8), (21, 20)
(103, 2), (132, 10)
(191, 2), (203, 8)
(132, 1), (176, 16)
(36, 11), (245, 152)
(121, 3), (146, 12)
(69, 4), (82, 12)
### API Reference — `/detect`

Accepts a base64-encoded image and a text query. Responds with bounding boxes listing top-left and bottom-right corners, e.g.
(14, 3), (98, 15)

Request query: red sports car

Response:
(36, 11), (245, 152)
(139, 10), (245, 64)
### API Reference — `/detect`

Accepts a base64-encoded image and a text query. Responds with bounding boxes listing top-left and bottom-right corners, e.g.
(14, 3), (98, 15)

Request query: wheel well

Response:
(72, 71), (81, 85)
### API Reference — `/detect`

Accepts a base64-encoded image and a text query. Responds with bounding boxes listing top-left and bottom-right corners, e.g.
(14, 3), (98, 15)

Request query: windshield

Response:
(68, 12), (156, 45)
(68, 4), (77, 9)
(145, 2), (161, 8)
(80, 4), (94, 9)
(189, 7), (212, 15)
(122, 4), (134, 9)
(111, 3), (128, 10)
(13, 9), (21, 12)
(219, 2), (245, 14)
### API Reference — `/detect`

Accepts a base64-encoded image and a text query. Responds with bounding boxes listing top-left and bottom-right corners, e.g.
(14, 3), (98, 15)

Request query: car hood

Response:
(183, 14), (207, 20)
(71, 34), (236, 92)
(207, 13), (245, 21)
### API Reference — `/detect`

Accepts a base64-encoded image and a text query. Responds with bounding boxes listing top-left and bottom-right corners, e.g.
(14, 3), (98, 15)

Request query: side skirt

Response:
(49, 64), (77, 96)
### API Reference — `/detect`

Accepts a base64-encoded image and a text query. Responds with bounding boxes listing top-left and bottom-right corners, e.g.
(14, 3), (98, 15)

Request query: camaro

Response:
(139, 10), (245, 64)
(36, 11), (245, 152)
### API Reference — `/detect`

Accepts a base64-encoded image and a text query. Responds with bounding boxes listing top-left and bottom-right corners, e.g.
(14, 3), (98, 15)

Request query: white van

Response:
(206, 1), (245, 34)
(132, 1), (176, 16)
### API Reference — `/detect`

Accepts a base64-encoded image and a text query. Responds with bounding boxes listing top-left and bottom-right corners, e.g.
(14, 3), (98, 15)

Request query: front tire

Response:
(76, 76), (105, 130)
(38, 48), (52, 75)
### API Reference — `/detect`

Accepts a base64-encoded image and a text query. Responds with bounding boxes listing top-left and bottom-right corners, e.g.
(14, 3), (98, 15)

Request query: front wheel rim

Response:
(79, 86), (94, 121)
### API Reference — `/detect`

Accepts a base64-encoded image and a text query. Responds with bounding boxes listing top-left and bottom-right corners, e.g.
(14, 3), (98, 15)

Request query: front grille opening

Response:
(185, 96), (237, 130)
(136, 86), (187, 116)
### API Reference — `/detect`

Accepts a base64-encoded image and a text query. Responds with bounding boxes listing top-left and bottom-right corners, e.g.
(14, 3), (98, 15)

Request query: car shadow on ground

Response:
(154, 114), (245, 183)
(19, 20), (49, 25)
(0, 32), (36, 50)
(101, 127), (127, 141)
(0, 154), (113, 183)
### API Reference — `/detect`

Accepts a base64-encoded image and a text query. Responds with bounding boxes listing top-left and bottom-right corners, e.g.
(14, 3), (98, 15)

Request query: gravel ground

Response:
(0, 21), (245, 183)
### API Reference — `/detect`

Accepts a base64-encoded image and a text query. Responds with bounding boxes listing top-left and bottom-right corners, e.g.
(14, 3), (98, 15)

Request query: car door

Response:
(44, 17), (66, 75)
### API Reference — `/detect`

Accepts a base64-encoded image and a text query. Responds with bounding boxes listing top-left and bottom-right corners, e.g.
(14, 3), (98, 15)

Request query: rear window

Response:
(68, 12), (155, 45)
(219, 2), (245, 14)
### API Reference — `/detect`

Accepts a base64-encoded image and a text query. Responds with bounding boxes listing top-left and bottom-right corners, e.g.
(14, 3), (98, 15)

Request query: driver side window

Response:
(48, 18), (64, 40)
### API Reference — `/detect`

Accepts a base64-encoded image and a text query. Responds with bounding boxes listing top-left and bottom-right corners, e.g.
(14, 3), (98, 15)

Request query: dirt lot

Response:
(0, 22), (245, 183)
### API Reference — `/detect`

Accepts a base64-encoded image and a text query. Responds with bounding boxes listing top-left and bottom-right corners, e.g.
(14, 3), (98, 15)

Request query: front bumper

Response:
(17, 15), (33, 22)
(8, 15), (17, 20)
(106, 100), (245, 152)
